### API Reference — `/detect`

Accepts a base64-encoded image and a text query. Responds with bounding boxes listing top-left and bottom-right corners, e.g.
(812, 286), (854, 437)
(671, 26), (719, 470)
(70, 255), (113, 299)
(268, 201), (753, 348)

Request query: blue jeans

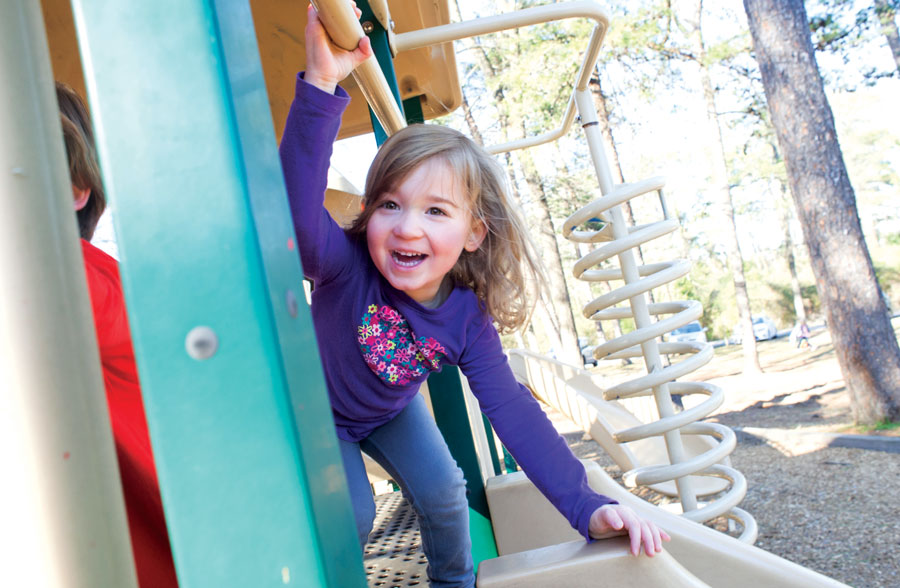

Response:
(339, 394), (474, 588)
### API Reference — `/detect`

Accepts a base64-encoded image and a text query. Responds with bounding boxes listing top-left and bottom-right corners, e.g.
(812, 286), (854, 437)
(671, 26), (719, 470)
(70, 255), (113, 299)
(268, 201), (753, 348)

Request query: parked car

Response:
(733, 315), (778, 343)
(579, 337), (598, 367)
(753, 316), (778, 340)
(668, 320), (708, 344)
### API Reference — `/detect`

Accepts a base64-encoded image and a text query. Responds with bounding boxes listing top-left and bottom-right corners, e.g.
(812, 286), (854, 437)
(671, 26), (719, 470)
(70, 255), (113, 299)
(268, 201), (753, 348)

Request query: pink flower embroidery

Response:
(357, 304), (447, 386)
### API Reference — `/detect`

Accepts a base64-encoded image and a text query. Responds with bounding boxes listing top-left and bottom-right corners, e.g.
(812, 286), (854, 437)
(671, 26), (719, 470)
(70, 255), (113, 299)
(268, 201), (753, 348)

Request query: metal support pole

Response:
(0, 1), (138, 586)
(574, 87), (698, 511)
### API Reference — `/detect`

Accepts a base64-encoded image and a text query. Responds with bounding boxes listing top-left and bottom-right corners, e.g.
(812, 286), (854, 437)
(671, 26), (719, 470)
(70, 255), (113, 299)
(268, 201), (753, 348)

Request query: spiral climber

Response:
(562, 90), (757, 543)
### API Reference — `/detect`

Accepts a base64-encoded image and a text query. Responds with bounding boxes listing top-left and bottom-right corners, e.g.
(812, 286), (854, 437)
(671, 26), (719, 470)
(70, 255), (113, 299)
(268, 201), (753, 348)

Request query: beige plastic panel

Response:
(39, 0), (87, 98)
(477, 537), (709, 588)
(486, 469), (582, 554)
(251, 0), (459, 140)
(324, 168), (364, 227)
(485, 462), (847, 588)
(40, 0), (461, 142)
(1, 1), (137, 586)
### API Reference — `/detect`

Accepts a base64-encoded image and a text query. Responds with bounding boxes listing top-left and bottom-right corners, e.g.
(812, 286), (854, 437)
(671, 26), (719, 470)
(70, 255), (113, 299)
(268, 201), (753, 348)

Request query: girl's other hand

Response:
(588, 504), (671, 557)
(304, 2), (373, 94)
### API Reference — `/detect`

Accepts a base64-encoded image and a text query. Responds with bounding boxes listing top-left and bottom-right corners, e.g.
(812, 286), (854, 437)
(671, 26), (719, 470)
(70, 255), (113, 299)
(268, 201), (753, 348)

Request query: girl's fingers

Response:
(649, 523), (660, 555)
(630, 523), (642, 556)
(607, 508), (624, 531)
(355, 35), (372, 60)
(637, 521), (647, 556)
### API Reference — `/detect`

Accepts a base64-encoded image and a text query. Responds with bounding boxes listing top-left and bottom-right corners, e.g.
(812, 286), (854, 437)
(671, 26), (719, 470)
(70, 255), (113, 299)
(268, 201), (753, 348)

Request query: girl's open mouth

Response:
(392, 250), (427, 267)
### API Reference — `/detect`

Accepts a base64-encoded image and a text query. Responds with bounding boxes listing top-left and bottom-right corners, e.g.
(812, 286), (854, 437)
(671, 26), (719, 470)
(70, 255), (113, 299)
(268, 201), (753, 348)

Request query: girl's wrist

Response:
(304, 70), (338, 94)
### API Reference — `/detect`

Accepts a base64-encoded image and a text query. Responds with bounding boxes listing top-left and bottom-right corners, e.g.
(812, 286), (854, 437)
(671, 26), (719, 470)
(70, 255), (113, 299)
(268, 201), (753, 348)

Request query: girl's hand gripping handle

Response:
(305, 2), (373, 94)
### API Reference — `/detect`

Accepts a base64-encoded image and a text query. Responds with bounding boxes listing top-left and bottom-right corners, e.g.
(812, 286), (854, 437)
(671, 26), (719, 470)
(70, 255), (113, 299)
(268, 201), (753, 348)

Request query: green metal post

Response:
(70, 0), (365, 586)
(357, 1), (405, 144)
(428, 369), (499, 566)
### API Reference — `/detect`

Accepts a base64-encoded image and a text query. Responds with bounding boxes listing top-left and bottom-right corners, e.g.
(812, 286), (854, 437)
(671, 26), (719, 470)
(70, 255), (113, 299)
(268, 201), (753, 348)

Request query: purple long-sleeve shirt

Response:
(279, 73), (613, 539)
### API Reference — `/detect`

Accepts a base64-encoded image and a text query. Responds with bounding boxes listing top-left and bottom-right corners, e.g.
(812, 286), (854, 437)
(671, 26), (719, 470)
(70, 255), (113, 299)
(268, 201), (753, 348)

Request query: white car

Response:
(752, 316), (778, 340)
(733, 316), (778, 343)
(579, 337), (598, 367)
(668, 321), (707, 344)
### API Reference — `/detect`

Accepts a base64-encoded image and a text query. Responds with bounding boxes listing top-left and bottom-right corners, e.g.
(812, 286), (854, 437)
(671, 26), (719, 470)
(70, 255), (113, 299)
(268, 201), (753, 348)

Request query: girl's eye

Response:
(379, 200), (399, 210)
(427, 207), (446, 216)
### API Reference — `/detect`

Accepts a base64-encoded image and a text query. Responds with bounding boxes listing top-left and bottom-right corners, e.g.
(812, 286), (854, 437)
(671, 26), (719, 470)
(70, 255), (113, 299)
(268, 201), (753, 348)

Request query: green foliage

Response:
(448, 0), (898, 356)
(673, 270), (728, 340)
(858, 419), (900, 432)
(808, 0), (899, 85)
(875, 263), (900, 297)
(767, 282), (821, 325)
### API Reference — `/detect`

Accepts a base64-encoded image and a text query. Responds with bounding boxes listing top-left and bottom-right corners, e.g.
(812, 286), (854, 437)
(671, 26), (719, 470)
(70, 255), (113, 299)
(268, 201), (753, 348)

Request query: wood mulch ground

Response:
(555, 320), (900, 588)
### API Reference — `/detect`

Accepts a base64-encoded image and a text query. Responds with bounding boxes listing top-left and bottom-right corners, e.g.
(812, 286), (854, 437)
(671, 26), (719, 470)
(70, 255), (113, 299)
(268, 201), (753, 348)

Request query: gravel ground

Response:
(551, 326), (900, 588)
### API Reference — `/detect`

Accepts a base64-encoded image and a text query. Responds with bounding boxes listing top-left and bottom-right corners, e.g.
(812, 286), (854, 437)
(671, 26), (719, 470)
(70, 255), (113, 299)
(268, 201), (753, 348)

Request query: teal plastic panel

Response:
(70, 1), (364, 586)
(428, 367), (498, 569)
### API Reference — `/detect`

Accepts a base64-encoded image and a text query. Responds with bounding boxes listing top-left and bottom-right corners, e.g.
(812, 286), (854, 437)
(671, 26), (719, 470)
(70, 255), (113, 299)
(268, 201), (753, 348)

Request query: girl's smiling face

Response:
(366, 158), (486, 306)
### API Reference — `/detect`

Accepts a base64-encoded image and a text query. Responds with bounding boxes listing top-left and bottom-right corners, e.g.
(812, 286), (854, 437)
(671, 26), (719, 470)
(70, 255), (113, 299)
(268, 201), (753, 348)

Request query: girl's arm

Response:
(278, 5), (372, 281)
(279, 78), (352, 281)
(459, 316), (667, 555)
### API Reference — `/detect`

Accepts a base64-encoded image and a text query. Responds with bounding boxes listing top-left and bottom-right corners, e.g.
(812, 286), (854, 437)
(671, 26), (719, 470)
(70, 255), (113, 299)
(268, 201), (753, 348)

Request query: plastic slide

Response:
(478, 460), (847, 588)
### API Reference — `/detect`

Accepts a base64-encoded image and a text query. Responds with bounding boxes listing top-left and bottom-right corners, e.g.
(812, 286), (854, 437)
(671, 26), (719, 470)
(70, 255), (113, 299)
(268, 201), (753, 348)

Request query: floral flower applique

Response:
(358, 304), (447, 386)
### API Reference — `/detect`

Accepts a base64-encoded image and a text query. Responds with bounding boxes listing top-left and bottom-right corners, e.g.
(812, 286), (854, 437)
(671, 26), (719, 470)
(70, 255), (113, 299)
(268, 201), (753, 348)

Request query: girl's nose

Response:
(392, 211), (423, 238)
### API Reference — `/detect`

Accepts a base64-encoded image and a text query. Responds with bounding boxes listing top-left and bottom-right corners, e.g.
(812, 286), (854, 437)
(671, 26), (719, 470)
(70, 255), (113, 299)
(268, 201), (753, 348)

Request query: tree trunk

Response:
(690, 0), (762, 373)
(874, 0), (900, 76)
(778, 182), (807, 324)
(517, 145), (582, 365)
(453, 0), (582, 364)
(744, 0), (900, 423)
(459, 89), (485, 147)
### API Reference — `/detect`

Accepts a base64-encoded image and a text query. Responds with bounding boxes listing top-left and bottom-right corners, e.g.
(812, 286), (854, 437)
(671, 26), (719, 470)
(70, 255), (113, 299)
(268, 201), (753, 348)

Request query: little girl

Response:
(279, 6), (669, 586)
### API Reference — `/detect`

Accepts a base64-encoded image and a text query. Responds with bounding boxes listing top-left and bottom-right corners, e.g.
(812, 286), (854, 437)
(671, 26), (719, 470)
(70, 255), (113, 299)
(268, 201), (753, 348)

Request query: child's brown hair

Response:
(346, 124), (542, 332)
(56, 82), (105, 240)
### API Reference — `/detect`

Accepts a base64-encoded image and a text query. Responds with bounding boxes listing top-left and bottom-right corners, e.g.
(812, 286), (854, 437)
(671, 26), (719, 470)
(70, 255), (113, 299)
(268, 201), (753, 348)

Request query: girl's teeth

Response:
(393, 251), (425, 267)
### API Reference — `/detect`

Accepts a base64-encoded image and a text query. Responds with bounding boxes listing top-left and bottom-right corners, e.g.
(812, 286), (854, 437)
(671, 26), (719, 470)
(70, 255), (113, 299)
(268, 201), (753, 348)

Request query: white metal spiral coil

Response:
(563, 176), (757, 543)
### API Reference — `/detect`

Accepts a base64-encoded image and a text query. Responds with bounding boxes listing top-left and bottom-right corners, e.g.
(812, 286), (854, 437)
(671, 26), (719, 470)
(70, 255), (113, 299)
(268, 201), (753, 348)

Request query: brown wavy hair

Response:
(56, 82), (105, 240)
(346, 124), (542, 332)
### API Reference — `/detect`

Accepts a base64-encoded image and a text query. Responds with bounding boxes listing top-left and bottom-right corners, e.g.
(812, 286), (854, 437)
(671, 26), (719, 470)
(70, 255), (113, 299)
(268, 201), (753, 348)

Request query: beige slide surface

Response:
(478, 535), (710, 588)
(482, 461), (847, 588)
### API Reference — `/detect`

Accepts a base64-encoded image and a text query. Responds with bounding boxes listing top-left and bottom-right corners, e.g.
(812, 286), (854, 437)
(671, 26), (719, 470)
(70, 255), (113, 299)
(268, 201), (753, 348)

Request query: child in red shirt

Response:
(57, 82), (178, 588)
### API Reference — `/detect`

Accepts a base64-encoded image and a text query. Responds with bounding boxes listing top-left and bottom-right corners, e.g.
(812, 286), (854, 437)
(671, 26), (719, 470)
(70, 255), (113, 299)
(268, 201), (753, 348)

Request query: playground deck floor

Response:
(365, 492), (428, 588)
